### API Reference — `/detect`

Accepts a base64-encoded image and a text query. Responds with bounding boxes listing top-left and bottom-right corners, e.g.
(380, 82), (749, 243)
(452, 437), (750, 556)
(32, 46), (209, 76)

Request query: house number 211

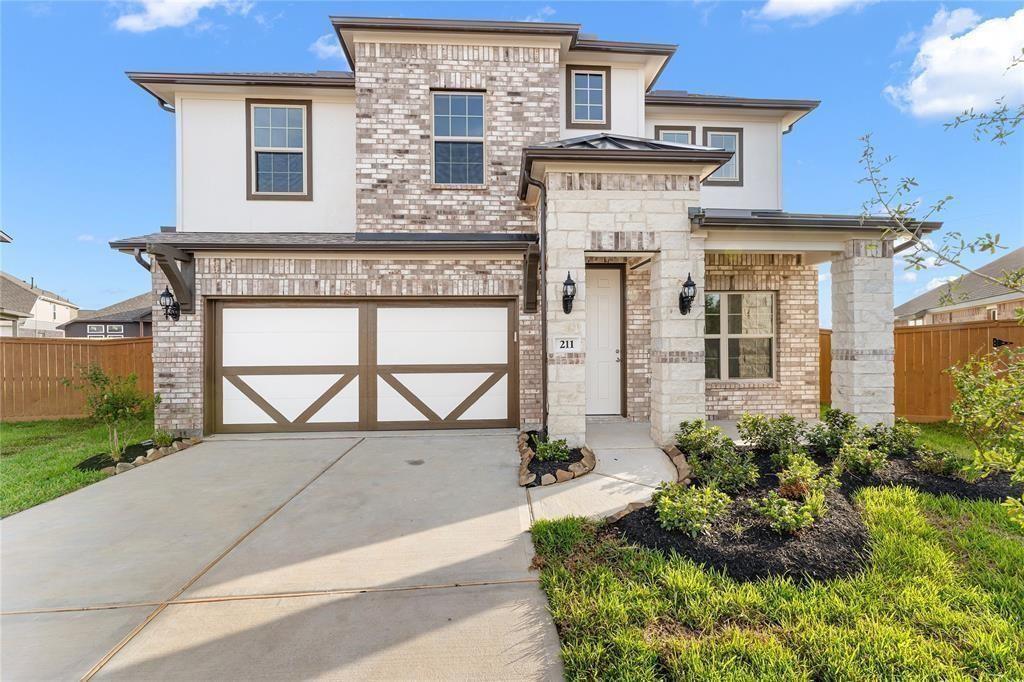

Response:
(553, 336), (580, 353)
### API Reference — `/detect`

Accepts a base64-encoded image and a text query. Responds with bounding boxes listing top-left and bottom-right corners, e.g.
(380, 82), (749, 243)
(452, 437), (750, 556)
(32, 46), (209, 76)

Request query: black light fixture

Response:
(159, 286), (180, 321)
(679, 273), (697, 316)
(562, 272), (577, 314)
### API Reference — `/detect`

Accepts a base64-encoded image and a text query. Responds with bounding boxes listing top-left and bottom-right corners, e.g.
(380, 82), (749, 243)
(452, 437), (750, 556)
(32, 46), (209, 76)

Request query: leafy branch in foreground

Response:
(945, 48), (1024, 145)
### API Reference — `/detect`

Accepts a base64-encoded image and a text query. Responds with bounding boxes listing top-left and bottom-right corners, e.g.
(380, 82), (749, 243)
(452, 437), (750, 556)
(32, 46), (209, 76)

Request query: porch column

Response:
(650, 231), (706, 446)
(544, 212), (587, 447)
(830, 238), (895, 425)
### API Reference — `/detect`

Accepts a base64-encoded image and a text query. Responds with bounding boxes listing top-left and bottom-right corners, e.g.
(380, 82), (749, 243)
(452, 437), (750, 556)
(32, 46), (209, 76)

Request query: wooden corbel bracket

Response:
(147, 243), (195, 314)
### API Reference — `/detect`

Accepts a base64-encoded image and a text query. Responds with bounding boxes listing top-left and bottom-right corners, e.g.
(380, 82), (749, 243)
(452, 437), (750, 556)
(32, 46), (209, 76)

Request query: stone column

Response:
(830, 238), (895, 425)
(650, 231), (706, 446)
(544, 199), (587, 447)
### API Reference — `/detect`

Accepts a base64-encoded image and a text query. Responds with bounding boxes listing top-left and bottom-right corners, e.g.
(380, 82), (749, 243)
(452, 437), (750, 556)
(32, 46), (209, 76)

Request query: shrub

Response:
(653, 482), (731, 537)
(531, 433), (570, 462)
(839, 433), (889, 476)
(676, 419), (732, 457)
(754, 490), (823, 535)
(865, 419), (920, 459)
(737, 413), (806, 457)
(807, 407), (858, 458)
(152, 429), (174, 448)
(915, 447), (977, 482)
(690, 445), (760, 494)
(63, 363), (157, 461)
(777, 453), (821, 500)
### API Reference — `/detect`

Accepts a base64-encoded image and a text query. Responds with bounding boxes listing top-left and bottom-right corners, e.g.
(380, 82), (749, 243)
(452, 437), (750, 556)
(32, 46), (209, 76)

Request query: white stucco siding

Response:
(646, 116), (783, 210)
(560, 64), (646, 138)
(178, 94), (356, 232)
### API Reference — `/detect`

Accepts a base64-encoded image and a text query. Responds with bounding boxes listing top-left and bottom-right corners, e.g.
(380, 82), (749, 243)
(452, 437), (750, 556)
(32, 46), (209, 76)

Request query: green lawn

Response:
(533, 487), (1024, 680)
(916, 421), (978, 458)
(0, 418), (151, 517)
(532, 419), (1024, 679)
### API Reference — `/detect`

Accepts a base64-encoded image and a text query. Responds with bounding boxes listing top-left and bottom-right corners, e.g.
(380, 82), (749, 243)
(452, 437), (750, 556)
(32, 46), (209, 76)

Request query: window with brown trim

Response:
(654, 125), (697, 145)
(566, 65), (611, 130)
(245, 98), (312, 201)
(705, 292), (774, 380)
(703, 127), (743, 186)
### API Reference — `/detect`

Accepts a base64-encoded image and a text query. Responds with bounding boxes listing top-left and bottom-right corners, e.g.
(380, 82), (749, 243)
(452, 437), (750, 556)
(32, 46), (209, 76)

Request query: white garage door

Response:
(212, 300), (516, 433)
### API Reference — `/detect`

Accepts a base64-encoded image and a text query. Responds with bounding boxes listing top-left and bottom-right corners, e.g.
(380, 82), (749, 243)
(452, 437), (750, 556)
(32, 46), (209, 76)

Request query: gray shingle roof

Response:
(894, 247), (1024, 318)
(68, 293), (153, 324)
(0, 272), (76, 316)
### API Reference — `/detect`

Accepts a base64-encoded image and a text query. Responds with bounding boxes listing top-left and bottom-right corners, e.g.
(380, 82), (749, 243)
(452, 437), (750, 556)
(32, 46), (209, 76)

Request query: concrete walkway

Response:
(1, 433), (562, 681)
(529, 420), (676, 521)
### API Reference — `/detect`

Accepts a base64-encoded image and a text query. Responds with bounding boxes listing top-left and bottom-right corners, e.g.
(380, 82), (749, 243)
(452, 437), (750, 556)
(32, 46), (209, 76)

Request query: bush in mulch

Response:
(522, 429), (586, 485)
(612, 447), (868, 583)
(75, 440), (158, 471)
(841, 455), (1023, 502)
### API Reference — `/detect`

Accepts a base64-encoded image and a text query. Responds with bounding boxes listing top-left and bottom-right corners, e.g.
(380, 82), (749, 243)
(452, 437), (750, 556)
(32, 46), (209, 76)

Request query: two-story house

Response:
(0, 271), (79, 338)
(112, 16), (939, 445)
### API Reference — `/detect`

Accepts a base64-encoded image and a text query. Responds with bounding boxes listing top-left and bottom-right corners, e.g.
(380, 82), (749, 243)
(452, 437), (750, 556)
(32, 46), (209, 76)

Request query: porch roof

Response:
(691, 208), (942, 234)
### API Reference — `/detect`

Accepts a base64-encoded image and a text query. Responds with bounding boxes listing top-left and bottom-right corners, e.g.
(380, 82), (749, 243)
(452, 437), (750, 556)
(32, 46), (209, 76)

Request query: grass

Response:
(916, 421), (977, 458)
(0, 417), (151, 517)
(532, 486), (1024, 680)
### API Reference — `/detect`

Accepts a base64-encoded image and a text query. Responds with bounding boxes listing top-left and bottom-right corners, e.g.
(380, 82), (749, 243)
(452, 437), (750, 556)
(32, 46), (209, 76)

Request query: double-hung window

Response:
(703, 127), (743, 185)
(433, 93), (484, 185)
(247, 99), (311, 199)
(705, 292), (774, 380)
(567, 66), (610, 129)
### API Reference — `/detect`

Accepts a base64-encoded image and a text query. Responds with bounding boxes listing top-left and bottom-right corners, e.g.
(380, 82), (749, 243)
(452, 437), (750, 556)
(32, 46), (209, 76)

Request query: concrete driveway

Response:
(1, 432), (562, 680)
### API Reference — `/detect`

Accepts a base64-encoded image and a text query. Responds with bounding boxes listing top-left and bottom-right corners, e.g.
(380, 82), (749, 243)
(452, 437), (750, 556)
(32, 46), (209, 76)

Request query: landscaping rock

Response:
(519, 471), (537, 486)
(100, 466), (116, 476)
(184, 437), (201, 446)
(148, 448), (167, 461)
(115, 462), (135, 474)
(581, 447), (596, 469)
(568, 461), (590, 475)
(170, 441), (183, 452)
(132, 456), (148, 466)
(146, 447), (158, 458)
(541, 473), (556, 486)
(555, 469), (575, 483)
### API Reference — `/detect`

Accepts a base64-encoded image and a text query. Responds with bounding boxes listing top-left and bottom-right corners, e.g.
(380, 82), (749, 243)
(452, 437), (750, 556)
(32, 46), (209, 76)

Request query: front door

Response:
(585, 267), (623, 415)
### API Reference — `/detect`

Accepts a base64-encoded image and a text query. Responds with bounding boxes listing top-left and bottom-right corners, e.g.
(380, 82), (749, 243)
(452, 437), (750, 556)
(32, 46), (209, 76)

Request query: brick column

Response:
(830, 239), (895, 426)
(544, 203), (587, 447)
(650, 231), (706, 446)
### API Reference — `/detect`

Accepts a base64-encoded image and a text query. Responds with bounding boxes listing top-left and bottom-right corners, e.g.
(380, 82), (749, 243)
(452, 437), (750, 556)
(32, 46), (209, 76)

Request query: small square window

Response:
(567, 66), (610, 129)
(657, 127), (695, 146)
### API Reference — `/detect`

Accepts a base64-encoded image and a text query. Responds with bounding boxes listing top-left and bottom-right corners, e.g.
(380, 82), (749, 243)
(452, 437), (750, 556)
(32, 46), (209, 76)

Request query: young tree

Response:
(64, 364), (158, 460)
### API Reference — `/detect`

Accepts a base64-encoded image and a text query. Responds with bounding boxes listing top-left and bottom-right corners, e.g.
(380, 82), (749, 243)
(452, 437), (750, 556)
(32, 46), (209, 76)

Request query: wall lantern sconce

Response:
(159, 286), (180, 322)
(679, 273), (697, 316)
(562, 272), (577, 314)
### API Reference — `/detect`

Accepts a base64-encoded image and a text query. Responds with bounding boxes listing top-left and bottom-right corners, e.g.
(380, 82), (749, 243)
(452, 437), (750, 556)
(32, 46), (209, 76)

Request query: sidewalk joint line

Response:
(592, 471), (661, 489)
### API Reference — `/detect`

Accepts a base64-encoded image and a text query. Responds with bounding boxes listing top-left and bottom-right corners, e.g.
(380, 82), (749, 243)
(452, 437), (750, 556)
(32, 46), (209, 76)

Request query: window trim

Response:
(245, 98), (313, 201)
(566, 65), (611, 130)
(430, 90), (487, 187)
(705, 291), (776, 381)
(654, 125), (697, 145)
(86, 324), (104, 335)
(702, 127), (744, 186)
(106, 324), (124, 334)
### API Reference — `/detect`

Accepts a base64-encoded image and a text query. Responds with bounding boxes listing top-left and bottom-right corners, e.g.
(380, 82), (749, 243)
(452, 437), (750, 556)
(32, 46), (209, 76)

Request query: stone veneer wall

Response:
(703, 253), (819, 421)
(152, 255), (542, 436)
(353, 40), (560, 232)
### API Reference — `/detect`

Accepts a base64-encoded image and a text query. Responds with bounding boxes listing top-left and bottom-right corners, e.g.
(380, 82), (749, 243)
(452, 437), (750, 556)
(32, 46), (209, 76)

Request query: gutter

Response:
(525, 176), (550, 434)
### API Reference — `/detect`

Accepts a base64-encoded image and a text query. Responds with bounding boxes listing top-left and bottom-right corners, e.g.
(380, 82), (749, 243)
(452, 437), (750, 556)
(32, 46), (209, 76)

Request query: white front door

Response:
(586, 267), (622, 415)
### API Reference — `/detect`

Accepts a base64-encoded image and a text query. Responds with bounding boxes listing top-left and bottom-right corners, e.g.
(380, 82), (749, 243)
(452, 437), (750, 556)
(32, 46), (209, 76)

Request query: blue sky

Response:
(2, 1), (1022, 324)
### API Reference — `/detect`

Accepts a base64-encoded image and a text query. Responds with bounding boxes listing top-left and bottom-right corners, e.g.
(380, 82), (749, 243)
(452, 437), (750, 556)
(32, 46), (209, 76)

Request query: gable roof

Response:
(0, 272), (77, 318)
(65, 293), (153, 326)
(894, 247), (1024, 318)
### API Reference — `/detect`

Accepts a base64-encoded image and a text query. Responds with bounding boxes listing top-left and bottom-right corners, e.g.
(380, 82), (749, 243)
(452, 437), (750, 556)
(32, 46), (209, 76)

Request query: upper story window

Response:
(246, 99), (312, 200)
(566, 65), (611, 130)
(433, 93), (484, 185)
(655, 125), (696, 145)
(703, 127), (743, 186)
(705, 292), (774, 380)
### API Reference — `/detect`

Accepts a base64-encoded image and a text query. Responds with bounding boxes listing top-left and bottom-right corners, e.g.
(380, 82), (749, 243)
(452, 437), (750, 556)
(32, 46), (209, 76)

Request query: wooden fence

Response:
(820, 320), (1023, 422)
(1, 338), (153, 422)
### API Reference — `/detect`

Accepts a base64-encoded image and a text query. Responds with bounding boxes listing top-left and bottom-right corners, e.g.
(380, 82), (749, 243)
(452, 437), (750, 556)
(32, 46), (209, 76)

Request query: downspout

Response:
(525, 176), (549, 433)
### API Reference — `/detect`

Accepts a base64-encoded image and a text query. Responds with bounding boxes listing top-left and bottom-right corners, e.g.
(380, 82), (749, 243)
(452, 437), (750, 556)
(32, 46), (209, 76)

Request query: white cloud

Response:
(748, 0), (878, 24)
(309, 33), (343, 60)
(114, 0), (253, 33)
(884, 8), (1024, 118)
(76, 234), (95, 242)
(900, 271), (918, 282)
(520, 6), (556, 23)
(925, 275), (958, 291)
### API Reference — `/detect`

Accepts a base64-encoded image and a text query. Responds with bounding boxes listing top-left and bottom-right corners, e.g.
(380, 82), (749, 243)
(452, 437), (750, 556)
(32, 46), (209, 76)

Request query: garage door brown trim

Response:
(206, 297), (519, 434)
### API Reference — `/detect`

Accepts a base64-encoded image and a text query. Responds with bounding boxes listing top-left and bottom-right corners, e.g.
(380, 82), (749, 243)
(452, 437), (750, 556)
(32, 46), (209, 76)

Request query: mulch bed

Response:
(523, 430), (585, 483)
(841, 457), (1023, 502)
(74, 439), (180, 472)
(611, 449), (869, 583)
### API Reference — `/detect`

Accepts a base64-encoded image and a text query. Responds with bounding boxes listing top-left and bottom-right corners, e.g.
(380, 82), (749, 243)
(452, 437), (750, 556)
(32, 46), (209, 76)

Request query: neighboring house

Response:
(112, 16), (939, 443)
(895, 247), (1024, 326)
(0, 272), (78, 338)
(60, 293), (153, 338)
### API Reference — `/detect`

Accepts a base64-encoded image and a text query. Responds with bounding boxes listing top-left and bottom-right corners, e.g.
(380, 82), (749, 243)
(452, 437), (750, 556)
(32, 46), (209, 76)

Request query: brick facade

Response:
(152, 255), (543, 436)
(353, 40), (560, 232)
(703, 253), (819, 421)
